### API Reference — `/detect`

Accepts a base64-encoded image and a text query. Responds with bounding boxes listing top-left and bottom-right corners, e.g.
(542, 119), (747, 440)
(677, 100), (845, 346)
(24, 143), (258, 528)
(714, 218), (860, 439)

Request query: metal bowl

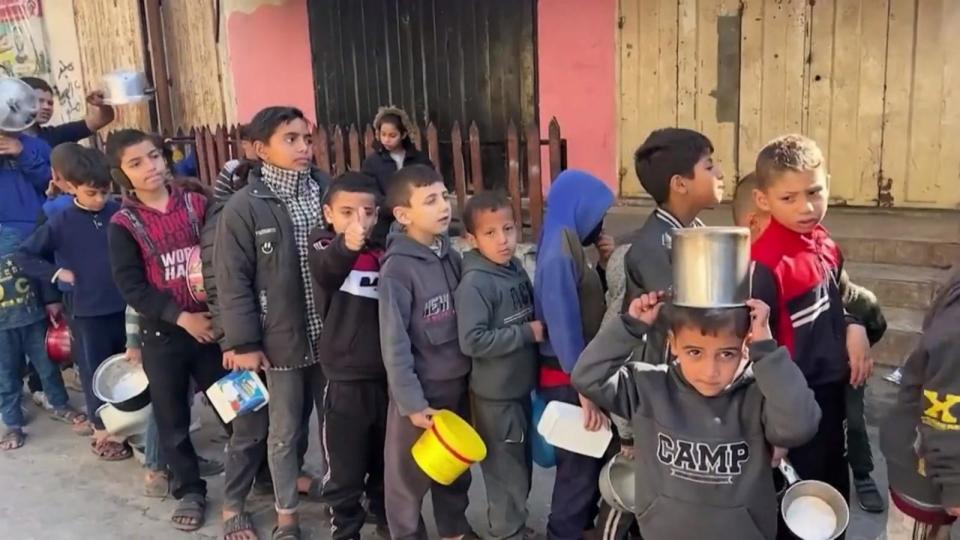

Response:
(599, 454), (637, 514)
(779, 460), (849, 540)
(93, 353), (151, 412)
(102, 70), (154, 106)
(0, 77), (39, 132)
(671, 227), (751, 308)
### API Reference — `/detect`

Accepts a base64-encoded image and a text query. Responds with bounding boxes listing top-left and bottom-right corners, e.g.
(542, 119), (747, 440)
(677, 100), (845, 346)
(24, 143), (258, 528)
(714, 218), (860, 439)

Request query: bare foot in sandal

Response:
(0, 429), (25, 450)
(90, 438), (133, 461)
(50, 406), (87, 433)
(223, 510), (258, 540)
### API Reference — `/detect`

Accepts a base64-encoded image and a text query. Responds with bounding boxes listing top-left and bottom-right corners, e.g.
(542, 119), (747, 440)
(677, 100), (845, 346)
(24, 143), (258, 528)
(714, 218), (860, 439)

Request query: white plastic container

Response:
(537, 400), (613, 458)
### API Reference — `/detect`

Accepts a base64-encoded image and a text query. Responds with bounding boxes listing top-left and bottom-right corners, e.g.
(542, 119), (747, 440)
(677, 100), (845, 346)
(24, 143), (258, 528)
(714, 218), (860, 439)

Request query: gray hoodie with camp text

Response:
(379, 232), (471, 415)
(572, 315), (821, 540)
(455, 250), (538, 401)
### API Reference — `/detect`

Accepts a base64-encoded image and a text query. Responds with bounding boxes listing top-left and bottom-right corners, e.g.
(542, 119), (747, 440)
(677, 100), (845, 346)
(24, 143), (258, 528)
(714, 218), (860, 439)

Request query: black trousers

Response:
(140, 321), (227, 499)
(322, 379), (388, 540)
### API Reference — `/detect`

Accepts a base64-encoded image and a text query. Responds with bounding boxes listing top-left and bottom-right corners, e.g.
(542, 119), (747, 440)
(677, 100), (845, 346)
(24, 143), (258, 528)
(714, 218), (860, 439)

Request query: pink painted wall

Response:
(537, 0), (618, 191)
(227, 1), (315, 123)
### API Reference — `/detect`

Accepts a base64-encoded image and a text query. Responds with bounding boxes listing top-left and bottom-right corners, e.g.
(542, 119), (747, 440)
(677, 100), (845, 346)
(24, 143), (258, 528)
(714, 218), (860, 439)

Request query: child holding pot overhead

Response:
(572, 227), (822, 540)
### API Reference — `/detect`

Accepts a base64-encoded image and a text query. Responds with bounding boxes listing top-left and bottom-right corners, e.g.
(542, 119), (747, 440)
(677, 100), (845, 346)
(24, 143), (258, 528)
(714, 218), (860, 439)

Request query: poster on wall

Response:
(0, 0), (47, 77)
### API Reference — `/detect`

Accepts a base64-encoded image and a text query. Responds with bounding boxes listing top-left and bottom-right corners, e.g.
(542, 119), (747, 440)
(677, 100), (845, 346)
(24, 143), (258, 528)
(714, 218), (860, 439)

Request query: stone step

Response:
(836, 236), (959, 269)
(845, 262), (947, 310)
(871, 307), (923, 368)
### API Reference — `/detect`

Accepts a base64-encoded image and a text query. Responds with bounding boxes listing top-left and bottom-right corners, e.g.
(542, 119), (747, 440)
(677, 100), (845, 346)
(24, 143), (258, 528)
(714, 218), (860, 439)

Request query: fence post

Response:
(214, 124), (229, 173)
(468, 121), (482, 194)
(229, 124), (241, 159)
(506, 121), (523, 239)
(426, 122), (440, 173)
(348, 124), (361, 171)
(203, 127), (219, 186)
(333, 126), (346, 176)
(363, 124), (375, 157)
(193, 127), (209, 185)
(451, 122), (467, 214)
(525, 122), (543, 239)
(548, 117), (562, 186)
(411, 126), (423, 151)
(314, 124), (331, 176)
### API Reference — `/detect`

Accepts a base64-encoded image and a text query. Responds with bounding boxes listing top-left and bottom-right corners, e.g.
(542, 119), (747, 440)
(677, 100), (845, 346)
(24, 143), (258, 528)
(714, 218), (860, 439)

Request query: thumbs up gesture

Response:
(344, 211), (367, 252)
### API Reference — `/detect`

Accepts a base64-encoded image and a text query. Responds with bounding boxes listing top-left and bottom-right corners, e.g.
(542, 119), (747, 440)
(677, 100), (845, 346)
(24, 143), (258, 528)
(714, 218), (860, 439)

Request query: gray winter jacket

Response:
(213, 168), (330, 369)
(379, 232), (470, 415)
(572, 315), (820, 540)
(455, 250), (538, 401)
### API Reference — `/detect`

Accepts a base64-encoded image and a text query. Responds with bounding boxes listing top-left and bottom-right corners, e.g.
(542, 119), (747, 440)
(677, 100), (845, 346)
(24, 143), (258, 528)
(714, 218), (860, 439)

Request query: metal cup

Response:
(671, 227), (752, 308)
(779, 460), (850, 540)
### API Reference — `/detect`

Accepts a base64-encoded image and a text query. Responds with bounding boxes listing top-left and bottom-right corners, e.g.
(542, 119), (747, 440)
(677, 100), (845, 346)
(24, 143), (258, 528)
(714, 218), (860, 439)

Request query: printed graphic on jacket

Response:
(922, 390), (960, 431)
(0, 257), (36, 310)
(505, 281), (534, 325)
(339, 253), (380, 300)
(424, 293), (453, 321)
(657, 432), (750, 485)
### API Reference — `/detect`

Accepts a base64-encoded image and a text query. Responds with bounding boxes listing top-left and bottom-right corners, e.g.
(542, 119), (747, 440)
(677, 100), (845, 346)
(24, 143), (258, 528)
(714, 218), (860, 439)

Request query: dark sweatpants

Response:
(140, 321), (227, 499)
(384, 379), (472, 540)
(777, 381), (849, 540)
(540, 384), (604, 540)
(845, 383), (873, 478)
(71, 312), (126, 430)
(322, 380), (388, 540)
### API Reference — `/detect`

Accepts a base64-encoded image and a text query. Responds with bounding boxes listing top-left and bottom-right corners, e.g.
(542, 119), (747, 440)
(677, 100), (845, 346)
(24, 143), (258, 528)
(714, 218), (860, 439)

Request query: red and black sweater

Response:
(108, 187), (208, 329)
(750, 218), (853, 386)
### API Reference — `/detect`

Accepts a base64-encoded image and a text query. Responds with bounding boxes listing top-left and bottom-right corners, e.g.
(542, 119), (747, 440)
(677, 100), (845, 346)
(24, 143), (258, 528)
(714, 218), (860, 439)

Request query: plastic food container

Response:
(536, 400), (613, 458)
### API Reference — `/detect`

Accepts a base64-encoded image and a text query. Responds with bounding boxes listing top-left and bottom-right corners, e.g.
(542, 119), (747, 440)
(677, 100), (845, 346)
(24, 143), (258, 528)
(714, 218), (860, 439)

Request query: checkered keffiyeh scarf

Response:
(260, 163), (324, 365)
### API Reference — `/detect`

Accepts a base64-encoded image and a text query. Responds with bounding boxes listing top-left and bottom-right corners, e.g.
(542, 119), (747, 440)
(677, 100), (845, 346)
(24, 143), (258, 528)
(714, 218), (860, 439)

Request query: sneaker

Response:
(884, 367), (903, 385)
(31, 391), (53, 411)
(853, 474), (885, 513)
(198, 456), (224, 477)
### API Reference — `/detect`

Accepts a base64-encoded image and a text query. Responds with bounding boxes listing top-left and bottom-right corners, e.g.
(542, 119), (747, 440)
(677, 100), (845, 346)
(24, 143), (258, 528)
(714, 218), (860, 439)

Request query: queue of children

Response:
(1, 89), (957, 540)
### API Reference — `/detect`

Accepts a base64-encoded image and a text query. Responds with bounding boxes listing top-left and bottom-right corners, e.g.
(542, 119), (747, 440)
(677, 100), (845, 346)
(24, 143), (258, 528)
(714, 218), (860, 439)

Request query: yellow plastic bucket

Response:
(411, 409), (487, 485)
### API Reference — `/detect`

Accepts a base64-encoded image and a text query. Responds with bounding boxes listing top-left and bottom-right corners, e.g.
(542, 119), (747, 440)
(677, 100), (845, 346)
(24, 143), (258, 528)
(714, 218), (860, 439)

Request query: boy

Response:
(880, 268), (960, 540)
(308, 172), (389, 540)
(16, 143), (131, 460)
(379, 164), (475, 540)
(21, 77), (115, 147)
(749, 135), (874, 531)
(107, 129), (226, 532)
(733, 172), (888, 513)
(455, 192), (543, 540)
(572, 293), (821, 540)
(534, 169), (614, 540)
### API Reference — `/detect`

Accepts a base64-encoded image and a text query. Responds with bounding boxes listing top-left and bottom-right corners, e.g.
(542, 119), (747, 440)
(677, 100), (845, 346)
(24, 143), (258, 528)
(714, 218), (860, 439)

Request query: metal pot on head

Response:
(671, 227), (752, 308)
(101, 70), (154, 106)
(0, 77), (39, 132)
(598, 453), (637, 514)
(779, 460), (849, 540)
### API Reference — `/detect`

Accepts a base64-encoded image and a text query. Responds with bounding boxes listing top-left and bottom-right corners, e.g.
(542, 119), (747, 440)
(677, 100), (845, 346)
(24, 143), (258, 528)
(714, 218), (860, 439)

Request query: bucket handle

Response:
(778, 458), (800, 485)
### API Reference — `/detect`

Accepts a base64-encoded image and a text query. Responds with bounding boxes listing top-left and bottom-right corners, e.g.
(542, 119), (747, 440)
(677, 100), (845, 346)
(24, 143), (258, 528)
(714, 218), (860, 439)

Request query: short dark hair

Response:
(246, 106), (307, 143)
(324, 172), (379, 206)
(237, 123), (251, 141)
(377, 113), (407, 134)
(732, 172), (759, 224)
(51, 143), (111, 189)
(21, 76), (52, 93)
(463, 191), (512, 234)
(105, 129), (156, 168)
(666, 304), (750, 339)
(385, 164), (443, 209)
(634, 128), (714, 204)
(754, 134), (824, 190)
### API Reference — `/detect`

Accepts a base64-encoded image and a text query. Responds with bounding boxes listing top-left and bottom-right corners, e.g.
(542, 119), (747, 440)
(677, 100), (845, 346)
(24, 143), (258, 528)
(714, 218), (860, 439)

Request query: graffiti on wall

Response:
(0, 0), (48, 78)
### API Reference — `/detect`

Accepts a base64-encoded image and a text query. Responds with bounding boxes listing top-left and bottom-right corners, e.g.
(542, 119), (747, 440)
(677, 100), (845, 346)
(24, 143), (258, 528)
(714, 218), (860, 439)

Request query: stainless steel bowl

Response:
(93, 353), (151, 412)
(779, 460), (849, 540)
(102, 70), (154, 105)
(0, 77), (38, 132)
(599, 454), (637, 514)
(671, 227), (751, 308)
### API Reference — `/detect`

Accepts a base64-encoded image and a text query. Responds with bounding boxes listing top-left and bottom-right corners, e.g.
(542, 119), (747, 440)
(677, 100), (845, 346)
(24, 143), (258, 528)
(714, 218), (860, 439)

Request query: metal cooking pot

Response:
(0, 77), (38, 132)
(45, 317), (71, 365)
(97, 403), (152, 438)
(671, 227), (751, 308)
(598, 454), (636, 514)
(93, 353), (151, 412)
(101, 70), (154, 106)
(779, 460), (849, 540)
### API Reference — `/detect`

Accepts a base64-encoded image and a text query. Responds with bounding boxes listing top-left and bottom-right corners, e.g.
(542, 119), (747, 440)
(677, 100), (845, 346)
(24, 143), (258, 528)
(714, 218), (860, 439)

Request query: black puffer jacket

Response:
(361, 139), (434, 244)
(200, 198), (226, 344)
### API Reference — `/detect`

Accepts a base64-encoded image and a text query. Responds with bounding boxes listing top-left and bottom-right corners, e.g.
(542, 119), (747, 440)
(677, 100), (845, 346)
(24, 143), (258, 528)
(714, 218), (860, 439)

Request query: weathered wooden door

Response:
(618, 0), (960, 209)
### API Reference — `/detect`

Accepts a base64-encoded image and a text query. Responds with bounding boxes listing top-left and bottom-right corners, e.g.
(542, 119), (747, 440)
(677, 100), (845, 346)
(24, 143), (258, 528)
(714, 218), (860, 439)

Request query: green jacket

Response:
(840, 270), (887, 345)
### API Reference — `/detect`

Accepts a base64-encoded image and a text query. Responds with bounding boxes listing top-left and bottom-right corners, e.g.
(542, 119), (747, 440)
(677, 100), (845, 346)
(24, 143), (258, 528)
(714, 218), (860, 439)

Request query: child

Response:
(749, 135), (874, 532)
(213, 124), (257, 202)
(15, 143), (131, 460)
(308, 172), (389, 540)
(572, 293), (821, 540)
(0, 224), (86, 450)
(361, 106), (434, 243)
(733, 172), (888, 513)
(620, 128), (724, 365)
(455, 192), (542, 540)
(534, 169), (614, 540)
(0, 130), (51, 238)
(106, 129), (226, 532)
(379, 164), (475, 540)
(880, 267), (960, 540)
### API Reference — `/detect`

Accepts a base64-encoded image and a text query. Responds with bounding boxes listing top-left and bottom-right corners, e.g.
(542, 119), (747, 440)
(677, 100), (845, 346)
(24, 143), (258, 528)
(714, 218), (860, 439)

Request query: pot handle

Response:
(778, 458), (800, 485)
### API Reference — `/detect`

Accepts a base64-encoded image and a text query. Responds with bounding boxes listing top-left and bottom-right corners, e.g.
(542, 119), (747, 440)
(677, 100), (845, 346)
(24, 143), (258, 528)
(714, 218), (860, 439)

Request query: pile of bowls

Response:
(92, 353), (152, 437)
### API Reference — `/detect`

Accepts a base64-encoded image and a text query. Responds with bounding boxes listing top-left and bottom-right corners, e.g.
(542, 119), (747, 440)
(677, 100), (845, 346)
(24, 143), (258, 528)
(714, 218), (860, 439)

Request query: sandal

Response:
(144, 470), (170, 498)
(854, 474), (885, 513)
(172, 493), (206, 531)
(91, 438), (133, 461)
(73, 421), (94, 437)
(49, 406), (87, 429)
(271, 525), (300, 540)
(223, 511), (258, 540)
(0, 429), (25, 450)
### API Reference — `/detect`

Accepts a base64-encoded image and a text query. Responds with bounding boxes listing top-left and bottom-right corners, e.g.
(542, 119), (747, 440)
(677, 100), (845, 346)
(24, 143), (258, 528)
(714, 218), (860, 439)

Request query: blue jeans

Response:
(0, 320), (70, 429)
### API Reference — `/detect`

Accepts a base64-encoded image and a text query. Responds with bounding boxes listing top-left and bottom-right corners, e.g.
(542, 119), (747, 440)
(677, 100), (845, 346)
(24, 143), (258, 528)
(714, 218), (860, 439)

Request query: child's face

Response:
(394, 182), (452, 239)
(732, 202), (771, 241)
(680, 154), (724, 209)
(322, 190), (378, 236)
(466, 206), (518, 265)
(378, 122), (404, 152)
(120, 141), (167, 193)
(34, 89), (55, 125)
(254, 118), (313, 172)
(73, 184), (111, 211)
(669, 324), (746, 397)
(755, 169), (828, 234)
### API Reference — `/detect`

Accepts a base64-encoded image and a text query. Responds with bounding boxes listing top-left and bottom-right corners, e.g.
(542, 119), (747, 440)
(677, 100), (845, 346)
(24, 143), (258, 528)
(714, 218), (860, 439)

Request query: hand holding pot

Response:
(627, 291), (664, 326)
(746, 299), (772, 342)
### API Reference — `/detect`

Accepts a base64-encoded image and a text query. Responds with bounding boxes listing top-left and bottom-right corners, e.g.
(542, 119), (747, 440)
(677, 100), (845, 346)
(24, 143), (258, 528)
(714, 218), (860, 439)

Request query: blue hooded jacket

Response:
(0, 133), (51, 238)
(534, 169), (614, 373)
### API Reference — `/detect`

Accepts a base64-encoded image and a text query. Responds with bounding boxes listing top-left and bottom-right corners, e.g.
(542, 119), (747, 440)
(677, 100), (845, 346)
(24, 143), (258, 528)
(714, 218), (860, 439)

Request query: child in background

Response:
(573, 293), (820, 540)
(379, 165), (476, 540)
(880, 267), (960, 540)
(308, 173), (389, 540)
(534, 169), (615, 540)
(213, 125), (257, 202)
(733, 172), (888, 513)
(15, 143), (131, 460)
(455, 192), (542, 540)
(749, 135), (874, 538)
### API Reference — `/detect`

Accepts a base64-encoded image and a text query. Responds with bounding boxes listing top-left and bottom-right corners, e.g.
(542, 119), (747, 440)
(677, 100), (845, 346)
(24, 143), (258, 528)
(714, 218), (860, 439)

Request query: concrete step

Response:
(836, 237), (959, 269)
(845, 262), (947, 310)
(871, 307), (923, 368)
